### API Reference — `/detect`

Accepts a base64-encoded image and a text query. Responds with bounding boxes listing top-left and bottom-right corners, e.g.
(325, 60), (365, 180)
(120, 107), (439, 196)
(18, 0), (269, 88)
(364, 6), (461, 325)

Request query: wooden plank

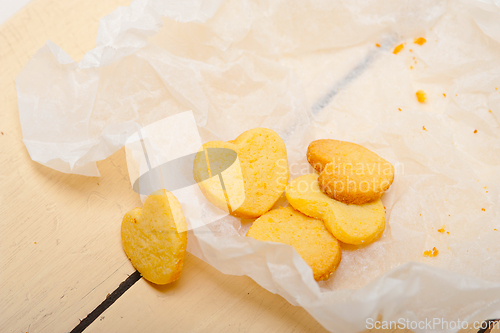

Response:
(86, 253), (328, 333)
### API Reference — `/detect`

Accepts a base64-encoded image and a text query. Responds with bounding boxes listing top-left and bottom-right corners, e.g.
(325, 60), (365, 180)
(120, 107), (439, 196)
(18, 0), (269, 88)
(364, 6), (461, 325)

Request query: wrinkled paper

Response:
(16, 0), (500, 332)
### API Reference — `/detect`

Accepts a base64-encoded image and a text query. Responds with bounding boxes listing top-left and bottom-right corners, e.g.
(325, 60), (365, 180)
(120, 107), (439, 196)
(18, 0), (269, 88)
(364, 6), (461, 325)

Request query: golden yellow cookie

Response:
(121, 190), (187, 285)
(247, 206), (341, 281)
(193, 128), (288, 218)
(307, 139), (394, 204)
(285, 174), (385, 245)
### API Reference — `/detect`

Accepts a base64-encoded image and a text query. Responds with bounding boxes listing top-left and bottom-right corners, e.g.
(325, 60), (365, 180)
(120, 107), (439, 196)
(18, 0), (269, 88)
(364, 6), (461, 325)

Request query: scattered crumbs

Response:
(423, 126), (427, 131)
(423, 247), (439, 257)
(414, 37), (427, 45)
(448, 214), (450, 216)
(482, 208), (485, 211)
(410, 66), (413, 69)
(398, 108), (402, 111)
(375, 43), (381, 47)
(393, 44), (404, 54)
(443, 93), (446, 97)
(486, 191), (488, 193)
(34, 242), (37, 244)
(447, 231), (449, 235)
(489, 110), (492, 113)
(416, 90), (426, 103)
(474, 129), (477, 134)
(438, 227), (445, 233)
(420, 214), (422, 216)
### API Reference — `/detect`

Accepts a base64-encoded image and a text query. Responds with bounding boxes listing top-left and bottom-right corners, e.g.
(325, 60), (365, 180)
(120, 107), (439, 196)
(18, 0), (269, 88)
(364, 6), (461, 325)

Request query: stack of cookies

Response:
(120, 127), (394, 284)
(194, 129), (394, 282)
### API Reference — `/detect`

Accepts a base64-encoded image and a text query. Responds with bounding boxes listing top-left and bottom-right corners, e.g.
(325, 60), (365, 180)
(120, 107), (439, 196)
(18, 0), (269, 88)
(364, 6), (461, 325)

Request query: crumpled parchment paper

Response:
(16, 0), (500, 332)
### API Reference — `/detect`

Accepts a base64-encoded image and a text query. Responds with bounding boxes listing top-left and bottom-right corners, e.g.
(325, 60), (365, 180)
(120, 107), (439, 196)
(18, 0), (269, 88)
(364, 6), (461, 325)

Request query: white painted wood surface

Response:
(0, 1), (497, 333)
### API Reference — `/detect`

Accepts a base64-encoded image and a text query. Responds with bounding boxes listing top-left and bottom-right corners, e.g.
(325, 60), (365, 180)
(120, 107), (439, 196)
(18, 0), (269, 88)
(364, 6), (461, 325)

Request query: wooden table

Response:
(0, 1), (492, 333)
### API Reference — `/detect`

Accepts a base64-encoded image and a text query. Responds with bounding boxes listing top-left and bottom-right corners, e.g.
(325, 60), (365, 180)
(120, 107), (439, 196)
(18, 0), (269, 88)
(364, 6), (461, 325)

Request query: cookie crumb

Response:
(438, 228), (445, 233)
(482, 208), (485, 211)
(474, 129), (477, 134)
(416, 90), (426, 103)
(375, 43), (380, 47)
(443, 93), (446, 97)
(393, 44), (404, 54)
(423, 126), (427, 131)
(414, 37), (427, 45)
(423, 247), (438, 257)
(398, 108), (401, 111)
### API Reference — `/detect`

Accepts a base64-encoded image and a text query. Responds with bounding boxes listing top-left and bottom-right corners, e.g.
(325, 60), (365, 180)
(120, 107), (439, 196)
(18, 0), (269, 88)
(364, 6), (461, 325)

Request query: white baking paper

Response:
(16, 0), (500, 332)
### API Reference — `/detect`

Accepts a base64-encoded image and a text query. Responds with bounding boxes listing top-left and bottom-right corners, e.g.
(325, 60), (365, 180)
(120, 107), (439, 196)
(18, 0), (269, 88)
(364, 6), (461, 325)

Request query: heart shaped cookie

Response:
(247, 206), (341, 281)
(307, 139), (394, 204)
(286, 174), (385, 245)
(121, 190), (187, 285)
(193, 128), (288, 218)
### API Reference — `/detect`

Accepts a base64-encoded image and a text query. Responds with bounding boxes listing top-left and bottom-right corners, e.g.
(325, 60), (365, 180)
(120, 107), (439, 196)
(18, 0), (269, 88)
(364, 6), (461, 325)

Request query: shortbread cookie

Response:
(286, 174), (385, 245)
(121, 190), (187, 285)
(307, 139), (394, 204)
(247, 206), (341, 281)
(194, 128), (288, 218)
